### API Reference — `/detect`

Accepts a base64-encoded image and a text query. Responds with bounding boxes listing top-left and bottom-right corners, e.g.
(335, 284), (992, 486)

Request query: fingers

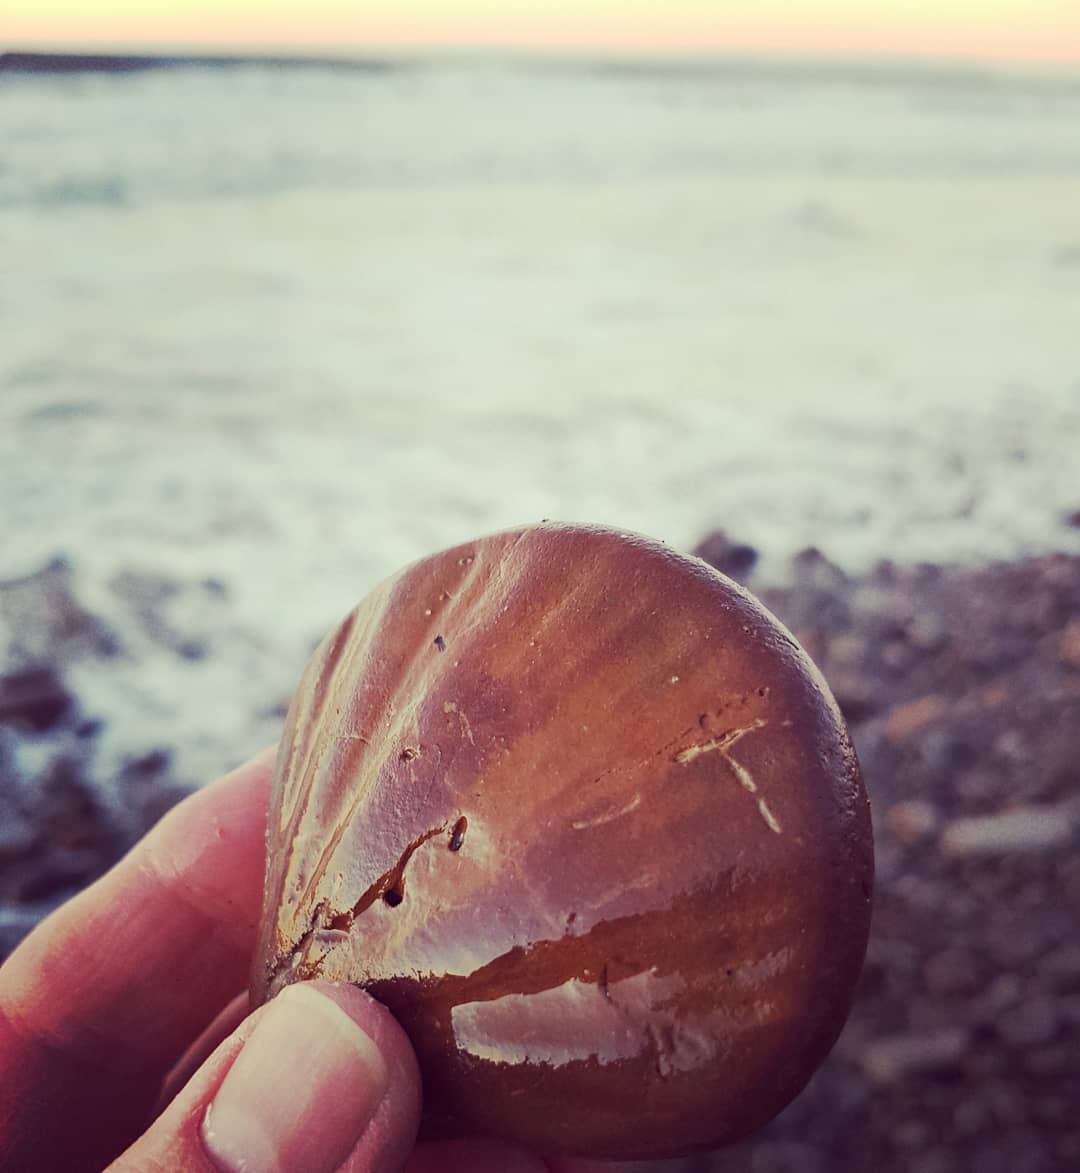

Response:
(157, 991), (250, 1114)
(0, 746), (275, 1171)
(108, 981), (422, 1173)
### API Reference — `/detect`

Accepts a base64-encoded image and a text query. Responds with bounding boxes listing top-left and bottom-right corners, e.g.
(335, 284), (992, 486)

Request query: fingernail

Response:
(202, 984), (388, 1173)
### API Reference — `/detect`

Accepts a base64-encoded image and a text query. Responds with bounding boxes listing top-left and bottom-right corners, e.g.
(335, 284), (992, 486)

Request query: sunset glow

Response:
(4, 0), (1080, 64)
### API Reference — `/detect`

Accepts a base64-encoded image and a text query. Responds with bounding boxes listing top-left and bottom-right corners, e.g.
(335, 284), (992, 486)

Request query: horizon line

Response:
(4, 41), (1080, 74)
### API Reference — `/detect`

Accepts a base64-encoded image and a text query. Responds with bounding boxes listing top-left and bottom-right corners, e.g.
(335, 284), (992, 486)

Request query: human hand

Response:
(0, 749), (616, 1172)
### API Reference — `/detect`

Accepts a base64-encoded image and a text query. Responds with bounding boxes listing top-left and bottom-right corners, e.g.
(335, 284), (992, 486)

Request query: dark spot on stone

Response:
(449, 815), (468, 852)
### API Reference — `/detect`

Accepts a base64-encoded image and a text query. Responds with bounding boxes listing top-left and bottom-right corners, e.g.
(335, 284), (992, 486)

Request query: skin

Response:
(0, 748), (619, 1173)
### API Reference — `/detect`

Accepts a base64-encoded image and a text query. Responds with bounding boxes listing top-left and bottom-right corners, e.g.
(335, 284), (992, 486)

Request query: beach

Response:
(2, 51), (1079, 1170)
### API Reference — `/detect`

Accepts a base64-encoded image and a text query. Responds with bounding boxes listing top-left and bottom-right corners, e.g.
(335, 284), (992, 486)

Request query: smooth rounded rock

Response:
(252, 522), (873, 1159)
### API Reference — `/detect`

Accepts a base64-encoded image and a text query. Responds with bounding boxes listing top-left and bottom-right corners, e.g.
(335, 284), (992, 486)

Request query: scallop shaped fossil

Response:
(252, 523), (873, 1159)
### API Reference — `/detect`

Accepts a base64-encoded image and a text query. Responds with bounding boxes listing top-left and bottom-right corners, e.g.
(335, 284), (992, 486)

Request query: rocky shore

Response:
(687, 535), (1080, 1173)
(2, 540), (1078, 1171)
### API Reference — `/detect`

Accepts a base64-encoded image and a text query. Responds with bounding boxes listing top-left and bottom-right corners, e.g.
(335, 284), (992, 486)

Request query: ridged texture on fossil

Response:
(252, 523), (872, 1159)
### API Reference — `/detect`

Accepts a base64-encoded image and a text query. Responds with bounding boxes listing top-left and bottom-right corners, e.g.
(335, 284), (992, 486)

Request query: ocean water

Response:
(2, 55), (1079, 785)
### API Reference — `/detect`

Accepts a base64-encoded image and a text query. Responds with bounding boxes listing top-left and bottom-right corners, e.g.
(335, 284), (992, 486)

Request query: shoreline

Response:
(3, 538), (1078, 1169)
(4, 49), (1079, 88)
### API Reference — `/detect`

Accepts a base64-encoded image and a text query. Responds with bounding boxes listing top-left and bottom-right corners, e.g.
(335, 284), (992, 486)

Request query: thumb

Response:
(109, 982), (422, 1173)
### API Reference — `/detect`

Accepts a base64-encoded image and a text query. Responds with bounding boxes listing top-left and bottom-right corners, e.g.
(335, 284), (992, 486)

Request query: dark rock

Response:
(922, 948), (978, 998)
(75, 717), (103, 739)
(15, 853), (104, 903)
(691, 531), (759, 582)
(120, 747), (172, 783)
(893, 1119), (930, 1149)
(1041, 944), (1080, 990)
(791, 545), (847, 590)
(177, 638), (208, 661)
(135, 784), (190, 830)
(34, 756), (109, 850)
(0, 666), (74, 732)
(0, 796), (36, 865)
(995, 998), (1059, 1049)
(1023, 1044), (1076, 1076)
(1, 752), (121, 908)
(0, 558), (119, 664)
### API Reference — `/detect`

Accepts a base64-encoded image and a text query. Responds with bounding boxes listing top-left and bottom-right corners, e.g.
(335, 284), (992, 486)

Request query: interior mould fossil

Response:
(251, 521), (873, 1160)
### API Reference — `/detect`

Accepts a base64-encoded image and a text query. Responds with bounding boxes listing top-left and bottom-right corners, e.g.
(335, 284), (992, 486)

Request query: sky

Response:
(4, 0), (1080, 64)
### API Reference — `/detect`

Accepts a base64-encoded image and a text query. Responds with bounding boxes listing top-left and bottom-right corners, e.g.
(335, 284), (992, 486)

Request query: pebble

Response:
(923, 947), (979, 998)
(0, 800), (36, 864)
(893, 1119), (930, 1149)
(886, 799), (940, 845)
(1052, 994), (1080, 1027)
(940, 805), (1075, 857)
(906, 611), (946, 651)
(1041, 944), (1080, 989)
(995, 997), (1059, 1048)
(860, 1028), (969, 1085)
(791, 546), (848, 591)
(1061, 617), (1080, 669)
(691, 530), (759, 582)
(884, 693), (948, 743)
(974, 973), (1023, 1020)
(748, 1141), (823, 1173)
(0, 557), (118, 664)
(0, 666), (74, 733)
(953, 1095), (989, 1136)
(879, 639), (914, 671)
(1023, 1044), (1075, 1076)
(826, 633), (866, 666)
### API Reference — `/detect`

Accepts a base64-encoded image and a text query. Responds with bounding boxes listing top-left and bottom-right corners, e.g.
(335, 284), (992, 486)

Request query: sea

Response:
(1, 51), (1079, 787)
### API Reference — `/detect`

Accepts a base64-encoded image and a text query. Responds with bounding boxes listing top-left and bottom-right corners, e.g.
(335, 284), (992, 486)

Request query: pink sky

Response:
(5, 2), (1080, 64)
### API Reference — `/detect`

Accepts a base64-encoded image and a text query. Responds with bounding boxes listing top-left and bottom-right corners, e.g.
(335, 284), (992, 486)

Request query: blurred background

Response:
(1, 3), (1079, 1170)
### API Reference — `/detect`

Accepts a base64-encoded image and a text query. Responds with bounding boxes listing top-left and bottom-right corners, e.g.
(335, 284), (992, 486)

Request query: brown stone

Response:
(254, 523), (873, 1160)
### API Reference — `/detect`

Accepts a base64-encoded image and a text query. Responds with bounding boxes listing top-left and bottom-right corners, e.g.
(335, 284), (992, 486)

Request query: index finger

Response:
(0, 746), (276, 1173)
